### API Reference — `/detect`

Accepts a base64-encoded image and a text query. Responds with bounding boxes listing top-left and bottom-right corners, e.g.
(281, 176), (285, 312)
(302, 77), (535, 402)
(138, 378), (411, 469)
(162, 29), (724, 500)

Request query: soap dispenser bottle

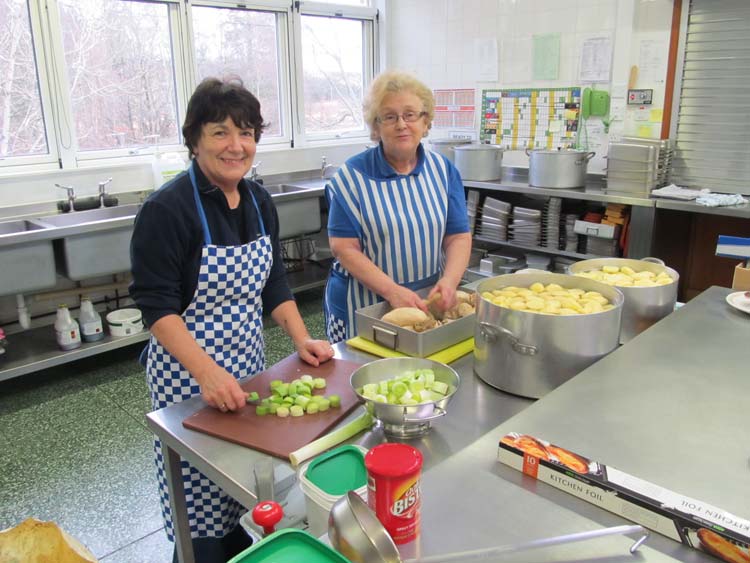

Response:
(55, 305), (81, 350)
(79, 298), (104, 342)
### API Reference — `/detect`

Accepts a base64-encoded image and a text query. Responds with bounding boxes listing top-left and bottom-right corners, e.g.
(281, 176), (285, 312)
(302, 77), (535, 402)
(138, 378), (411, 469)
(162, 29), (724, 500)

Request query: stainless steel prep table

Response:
(146, 286), (747, 562)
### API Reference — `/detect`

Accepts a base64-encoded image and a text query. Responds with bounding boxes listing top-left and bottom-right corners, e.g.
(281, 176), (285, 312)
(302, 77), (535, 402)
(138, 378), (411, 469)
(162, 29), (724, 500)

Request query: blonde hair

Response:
(363, 71), (435, 141)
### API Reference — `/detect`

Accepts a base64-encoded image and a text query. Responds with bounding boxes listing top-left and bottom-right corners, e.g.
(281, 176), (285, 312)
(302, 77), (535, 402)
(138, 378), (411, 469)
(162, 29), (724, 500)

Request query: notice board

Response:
(480, 87), (581, 150)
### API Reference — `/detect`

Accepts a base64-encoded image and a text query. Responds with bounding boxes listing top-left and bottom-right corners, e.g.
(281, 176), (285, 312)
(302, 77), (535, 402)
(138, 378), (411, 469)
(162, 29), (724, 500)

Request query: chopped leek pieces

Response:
(247, 375), (341, 417)
(358, 368), (449, 405)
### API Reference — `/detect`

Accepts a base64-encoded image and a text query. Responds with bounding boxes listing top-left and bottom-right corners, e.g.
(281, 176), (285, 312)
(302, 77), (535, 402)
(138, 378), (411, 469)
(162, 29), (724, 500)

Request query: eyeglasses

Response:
(376, 111), (427, 125)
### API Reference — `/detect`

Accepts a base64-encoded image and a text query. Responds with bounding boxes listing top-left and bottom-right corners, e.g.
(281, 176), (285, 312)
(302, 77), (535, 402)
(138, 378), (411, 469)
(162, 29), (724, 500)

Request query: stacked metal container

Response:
(605, 138), (673, 193)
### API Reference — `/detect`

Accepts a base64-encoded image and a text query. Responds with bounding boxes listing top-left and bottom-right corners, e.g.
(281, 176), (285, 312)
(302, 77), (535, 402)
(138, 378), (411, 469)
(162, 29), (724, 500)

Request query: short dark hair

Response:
(182, 77), (267, 157)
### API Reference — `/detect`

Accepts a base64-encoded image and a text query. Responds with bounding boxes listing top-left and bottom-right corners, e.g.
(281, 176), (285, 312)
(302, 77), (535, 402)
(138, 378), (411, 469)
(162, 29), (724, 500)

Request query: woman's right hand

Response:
(386, 285), (429, 312)
(198, 365), (248, 412)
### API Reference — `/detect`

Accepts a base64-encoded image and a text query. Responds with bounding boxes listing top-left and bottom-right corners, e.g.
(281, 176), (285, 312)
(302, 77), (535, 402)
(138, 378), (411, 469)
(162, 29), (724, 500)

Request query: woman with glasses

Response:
(324, 70), (472, 342)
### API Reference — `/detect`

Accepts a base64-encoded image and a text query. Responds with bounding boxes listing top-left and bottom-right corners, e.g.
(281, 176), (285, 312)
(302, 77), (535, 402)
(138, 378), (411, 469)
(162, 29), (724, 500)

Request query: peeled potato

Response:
(482, 282), (613, 316)
(574, 264), (674, 287)
(381, 307), (428, 327)
(0, 518), (97, 563)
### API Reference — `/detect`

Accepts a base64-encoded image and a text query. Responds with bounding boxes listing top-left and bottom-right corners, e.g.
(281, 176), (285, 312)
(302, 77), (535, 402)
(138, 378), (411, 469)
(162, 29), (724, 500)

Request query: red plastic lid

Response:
(364, 443), (423, 478)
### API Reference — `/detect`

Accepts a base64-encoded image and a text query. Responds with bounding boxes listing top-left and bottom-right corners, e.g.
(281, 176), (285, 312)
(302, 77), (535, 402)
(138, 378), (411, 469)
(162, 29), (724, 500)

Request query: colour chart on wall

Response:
(480, 87), (581, 150)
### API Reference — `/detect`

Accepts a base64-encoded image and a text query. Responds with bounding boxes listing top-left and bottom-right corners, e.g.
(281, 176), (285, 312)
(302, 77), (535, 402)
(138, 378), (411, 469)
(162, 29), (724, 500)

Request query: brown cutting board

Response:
(182, 355), (363, 460)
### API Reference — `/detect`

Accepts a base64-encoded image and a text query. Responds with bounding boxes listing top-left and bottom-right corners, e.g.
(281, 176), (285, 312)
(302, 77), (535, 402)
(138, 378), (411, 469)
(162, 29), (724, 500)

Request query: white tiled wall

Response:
(386, 0), (674, 172)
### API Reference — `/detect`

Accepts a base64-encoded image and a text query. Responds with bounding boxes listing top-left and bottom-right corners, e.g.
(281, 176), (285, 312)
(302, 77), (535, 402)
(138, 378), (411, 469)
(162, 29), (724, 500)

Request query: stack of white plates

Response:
(475, 197), (510, 242)
(563, 214), (579, 252)
(508, 206), (541, 246)
(544, 198), (562, 250)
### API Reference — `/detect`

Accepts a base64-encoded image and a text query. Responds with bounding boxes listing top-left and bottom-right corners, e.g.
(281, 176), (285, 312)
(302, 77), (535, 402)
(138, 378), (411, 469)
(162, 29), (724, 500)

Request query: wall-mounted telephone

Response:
(581, 87), (610, 119)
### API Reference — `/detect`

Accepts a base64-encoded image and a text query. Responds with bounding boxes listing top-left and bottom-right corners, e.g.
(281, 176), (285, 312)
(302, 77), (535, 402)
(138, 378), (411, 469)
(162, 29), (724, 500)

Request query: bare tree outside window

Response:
(58, 0), (180, 151)
(301, 15), (364, 135)
(192, 6), (283, 138)
(0, 0), (48, 158)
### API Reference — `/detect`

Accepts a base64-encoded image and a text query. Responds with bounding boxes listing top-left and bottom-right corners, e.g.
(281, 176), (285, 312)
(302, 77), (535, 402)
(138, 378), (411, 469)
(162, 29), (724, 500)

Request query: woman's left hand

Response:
(297, 338), (335, 367)
(429, 279), (458, 311)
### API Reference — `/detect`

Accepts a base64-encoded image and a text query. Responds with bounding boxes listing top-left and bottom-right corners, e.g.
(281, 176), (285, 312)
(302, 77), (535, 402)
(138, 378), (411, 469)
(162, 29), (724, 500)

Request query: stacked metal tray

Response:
(355, 288), (475, 357)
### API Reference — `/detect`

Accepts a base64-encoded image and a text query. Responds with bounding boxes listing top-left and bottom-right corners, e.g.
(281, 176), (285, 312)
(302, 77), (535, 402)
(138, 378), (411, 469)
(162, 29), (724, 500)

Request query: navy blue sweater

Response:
(129, 163), (293, 328)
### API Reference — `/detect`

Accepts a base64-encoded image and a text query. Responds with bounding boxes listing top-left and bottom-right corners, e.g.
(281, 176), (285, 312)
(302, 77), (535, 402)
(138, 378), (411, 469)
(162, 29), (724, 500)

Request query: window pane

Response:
(313, 0), (369, 5)
(301, 15), (365, 135)
(58, 0), (180, 151)
(192, 6), (282, 138)
(0, 0), (49, 157)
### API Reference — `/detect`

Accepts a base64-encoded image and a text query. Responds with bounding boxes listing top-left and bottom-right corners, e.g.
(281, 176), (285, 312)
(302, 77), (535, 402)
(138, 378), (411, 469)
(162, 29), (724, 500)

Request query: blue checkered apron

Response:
(146, 162), (272, 541)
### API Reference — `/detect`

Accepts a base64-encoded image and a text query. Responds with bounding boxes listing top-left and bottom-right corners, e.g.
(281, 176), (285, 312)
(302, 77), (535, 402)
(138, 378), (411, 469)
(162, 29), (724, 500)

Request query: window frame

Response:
(0, 0), (379, 174)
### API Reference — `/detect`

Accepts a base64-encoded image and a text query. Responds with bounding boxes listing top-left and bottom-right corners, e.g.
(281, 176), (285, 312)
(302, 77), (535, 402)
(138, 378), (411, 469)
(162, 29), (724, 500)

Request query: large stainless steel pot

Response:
(526, 148), (595, 188)
(428, 138), (472, 164)
(350, 357), (459, 438)
(454, 144), (503, 181)
(568, 257), (678, 343)
(473, 273), (623, 399)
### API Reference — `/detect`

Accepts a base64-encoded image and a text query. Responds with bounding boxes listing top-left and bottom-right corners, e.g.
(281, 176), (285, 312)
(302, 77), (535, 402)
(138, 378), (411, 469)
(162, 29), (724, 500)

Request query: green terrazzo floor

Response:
(0, 288), (325, 562)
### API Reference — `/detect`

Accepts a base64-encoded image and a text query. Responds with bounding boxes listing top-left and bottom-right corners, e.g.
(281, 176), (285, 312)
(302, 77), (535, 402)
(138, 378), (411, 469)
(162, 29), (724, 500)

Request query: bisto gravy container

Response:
(364, 443), (423, 544)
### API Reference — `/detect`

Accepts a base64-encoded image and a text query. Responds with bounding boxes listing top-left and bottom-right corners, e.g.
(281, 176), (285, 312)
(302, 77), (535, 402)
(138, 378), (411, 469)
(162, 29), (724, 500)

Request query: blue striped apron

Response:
(324, 149), (450, 342)
(146, 162), (272, 541)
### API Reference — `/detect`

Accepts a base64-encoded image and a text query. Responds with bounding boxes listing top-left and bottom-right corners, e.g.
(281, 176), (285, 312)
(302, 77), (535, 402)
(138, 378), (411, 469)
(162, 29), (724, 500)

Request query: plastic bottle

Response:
(151, 148), (186, 189)
(79, 298), (104, 342)
(55, 305), (81, 351)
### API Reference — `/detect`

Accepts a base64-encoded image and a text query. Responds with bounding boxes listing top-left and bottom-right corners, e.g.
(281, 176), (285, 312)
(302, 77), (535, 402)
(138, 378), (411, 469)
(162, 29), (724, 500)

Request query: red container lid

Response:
(364, 443), (423, 478)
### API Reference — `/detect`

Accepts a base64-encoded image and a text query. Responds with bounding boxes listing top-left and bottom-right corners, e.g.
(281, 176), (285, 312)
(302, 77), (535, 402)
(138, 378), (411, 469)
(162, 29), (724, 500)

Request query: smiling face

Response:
(194, 118), (256, 192)
(374, 91), (428, 168)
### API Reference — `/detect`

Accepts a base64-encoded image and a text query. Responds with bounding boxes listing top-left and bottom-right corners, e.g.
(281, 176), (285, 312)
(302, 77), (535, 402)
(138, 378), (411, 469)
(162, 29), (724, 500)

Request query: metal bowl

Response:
(350, 357), (460, 438)
(328, 491), (400, 563)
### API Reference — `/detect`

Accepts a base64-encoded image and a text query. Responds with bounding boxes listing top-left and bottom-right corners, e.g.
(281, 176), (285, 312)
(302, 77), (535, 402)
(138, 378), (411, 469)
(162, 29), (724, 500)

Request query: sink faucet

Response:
(250, 161), (263, 184)
(321, 156), (336, 180)
(55, 183), (76, 210)
(98, 177), (113, 207)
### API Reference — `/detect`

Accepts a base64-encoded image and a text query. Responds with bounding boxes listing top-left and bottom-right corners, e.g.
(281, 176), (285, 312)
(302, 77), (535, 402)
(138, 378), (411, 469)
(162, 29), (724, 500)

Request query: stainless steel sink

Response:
(33, 203), (141, 228)
(0, 219), (57, 296)
(33, 204), (141, 281)
(264, 184), (324, 239)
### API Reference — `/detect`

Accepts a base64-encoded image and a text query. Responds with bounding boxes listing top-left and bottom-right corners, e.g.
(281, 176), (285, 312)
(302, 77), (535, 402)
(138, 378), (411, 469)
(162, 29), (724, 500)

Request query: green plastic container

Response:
(305, 445), (367, 495)
(227, 528), (350, 563)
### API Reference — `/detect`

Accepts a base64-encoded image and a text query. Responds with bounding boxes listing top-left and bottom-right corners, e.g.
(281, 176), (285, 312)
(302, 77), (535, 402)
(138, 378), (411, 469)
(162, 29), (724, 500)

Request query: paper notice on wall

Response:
(579, 36), (612, 83)
(475, 38), (499, 82)
(532, 33), (560, 80)
(639, 39), (667, 83)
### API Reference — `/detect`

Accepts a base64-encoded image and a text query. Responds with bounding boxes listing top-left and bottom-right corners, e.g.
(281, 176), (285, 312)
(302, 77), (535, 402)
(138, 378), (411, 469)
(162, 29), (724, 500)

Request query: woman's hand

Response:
(386, 285), (429, 312)
(296, 338), (335, 367)
(429, 279), (458, 311)
(198, 365), (249, 412)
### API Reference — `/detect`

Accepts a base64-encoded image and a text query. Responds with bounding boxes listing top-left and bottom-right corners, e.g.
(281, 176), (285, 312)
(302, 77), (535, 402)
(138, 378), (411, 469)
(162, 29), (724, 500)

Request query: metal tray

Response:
(355, 288), (475, 357)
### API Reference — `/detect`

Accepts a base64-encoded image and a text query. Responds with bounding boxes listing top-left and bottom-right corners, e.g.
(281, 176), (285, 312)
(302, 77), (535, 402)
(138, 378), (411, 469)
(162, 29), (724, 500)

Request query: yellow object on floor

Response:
(0, 518), (98, 563)
(346, 336), (474, 364)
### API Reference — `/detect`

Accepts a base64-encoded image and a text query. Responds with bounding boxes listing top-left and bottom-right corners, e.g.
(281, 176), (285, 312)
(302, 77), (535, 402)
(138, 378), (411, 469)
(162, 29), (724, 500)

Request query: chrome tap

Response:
(250, 161), (263, 184)
(55, 183), (76, 210)
(98, 177), (113, 207)
(320, 156), (336, 179)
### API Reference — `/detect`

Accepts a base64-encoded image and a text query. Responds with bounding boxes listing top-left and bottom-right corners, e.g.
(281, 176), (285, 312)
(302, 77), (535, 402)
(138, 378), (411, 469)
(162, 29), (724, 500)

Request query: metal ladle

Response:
(329, 491), (650, 563)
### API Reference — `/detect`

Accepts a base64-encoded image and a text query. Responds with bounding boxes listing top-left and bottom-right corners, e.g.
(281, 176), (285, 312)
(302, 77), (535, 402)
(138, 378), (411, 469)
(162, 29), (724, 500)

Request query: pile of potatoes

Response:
(380, 291), (476, 332)
(481, 282), (615, 315)
(574, 265), (674, 287)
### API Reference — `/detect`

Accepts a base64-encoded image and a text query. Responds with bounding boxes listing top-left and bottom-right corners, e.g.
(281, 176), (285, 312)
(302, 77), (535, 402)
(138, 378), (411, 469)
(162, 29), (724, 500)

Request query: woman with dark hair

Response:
(130, 77), (334, 562)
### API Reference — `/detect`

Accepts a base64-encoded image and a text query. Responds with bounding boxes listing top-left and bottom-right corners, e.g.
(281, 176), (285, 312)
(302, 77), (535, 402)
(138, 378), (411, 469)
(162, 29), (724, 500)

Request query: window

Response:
(300, 14), (366, 137)
(0, 0), (49, 159)
(0, 0), (378, 173)
(57, 0), (180, 152)
(192, 4), (285, 139)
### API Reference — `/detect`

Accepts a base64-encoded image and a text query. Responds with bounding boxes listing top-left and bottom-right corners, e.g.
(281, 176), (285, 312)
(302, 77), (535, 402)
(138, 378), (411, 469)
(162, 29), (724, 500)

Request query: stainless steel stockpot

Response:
(454, 144), (503, 181)
(526, 148), (595, 188)
(427, 138), (472, 164)
(568, 257), (679, 344)
(473, 273), (623, 399)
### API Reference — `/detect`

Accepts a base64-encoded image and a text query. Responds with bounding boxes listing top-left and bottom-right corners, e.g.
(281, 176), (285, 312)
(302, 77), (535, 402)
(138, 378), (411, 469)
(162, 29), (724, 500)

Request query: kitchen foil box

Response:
(497, 433), (750, 563)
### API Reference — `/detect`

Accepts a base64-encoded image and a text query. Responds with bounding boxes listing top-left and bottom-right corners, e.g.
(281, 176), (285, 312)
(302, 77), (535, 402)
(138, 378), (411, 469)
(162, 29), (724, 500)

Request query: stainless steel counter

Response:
(655, 197), (750, 219)
(146, 286), (747, 563)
